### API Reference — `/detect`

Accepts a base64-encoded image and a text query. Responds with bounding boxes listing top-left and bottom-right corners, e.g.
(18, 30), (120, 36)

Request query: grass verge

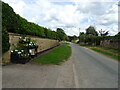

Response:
(79, 44), (120, 61)
(32, 45), (72, 65)
(79, 44), (90, 47)
(90, 47), (120, 61)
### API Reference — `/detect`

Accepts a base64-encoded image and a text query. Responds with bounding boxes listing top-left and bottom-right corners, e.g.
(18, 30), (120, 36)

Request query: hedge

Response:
(2, 27), (10, 53)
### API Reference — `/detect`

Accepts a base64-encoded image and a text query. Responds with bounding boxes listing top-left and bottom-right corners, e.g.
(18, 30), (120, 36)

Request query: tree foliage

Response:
(86, 26), (98, 36)
(79, 26), (120, 46)
(56, 28), (68, 41)
(79, 26), (115, 45)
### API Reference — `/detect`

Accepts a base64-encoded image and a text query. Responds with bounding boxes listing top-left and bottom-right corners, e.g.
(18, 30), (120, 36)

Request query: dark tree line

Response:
(68, 35), (78, 42)
(2, 1), (68, 53)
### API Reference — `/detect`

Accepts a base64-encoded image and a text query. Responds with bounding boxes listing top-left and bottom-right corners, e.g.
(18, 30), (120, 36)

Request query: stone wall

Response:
(2, 33), (60, 63)
(100, 39), (119, 50)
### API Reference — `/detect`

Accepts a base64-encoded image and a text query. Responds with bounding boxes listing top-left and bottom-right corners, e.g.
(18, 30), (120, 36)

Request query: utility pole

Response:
(79, 28), (80, 42)
(79, 28), (80, 36)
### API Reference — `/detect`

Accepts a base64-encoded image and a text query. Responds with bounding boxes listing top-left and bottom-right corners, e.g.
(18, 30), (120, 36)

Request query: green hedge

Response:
(2, 1), (68, 41)
(2, 27), (10, 53)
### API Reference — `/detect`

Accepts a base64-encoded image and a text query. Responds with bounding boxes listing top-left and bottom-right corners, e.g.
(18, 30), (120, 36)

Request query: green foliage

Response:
(2, 27), (10, 53)
(2, 1), (68, 41)
(79, 32), (85, 36)
(86, 26), (98, 36)
(79, 34), (120, 46)
(57, 28), (68, 41)
(79, 34), (86, 42)
(79, 25), (120, 46)
(79, 26), (99, 45)
(2, 1), (17, 33)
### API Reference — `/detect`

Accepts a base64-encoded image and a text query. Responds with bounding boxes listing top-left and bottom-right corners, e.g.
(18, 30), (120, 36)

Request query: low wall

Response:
(100, 39), (119, 50)
(2, 33), (60, 63)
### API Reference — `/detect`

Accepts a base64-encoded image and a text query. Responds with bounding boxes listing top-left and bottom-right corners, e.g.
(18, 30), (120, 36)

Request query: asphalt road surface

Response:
(2, 43), (118, 88)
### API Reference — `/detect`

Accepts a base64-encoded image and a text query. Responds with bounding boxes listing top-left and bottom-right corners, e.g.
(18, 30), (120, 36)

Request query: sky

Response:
(2, 0), (119, 36)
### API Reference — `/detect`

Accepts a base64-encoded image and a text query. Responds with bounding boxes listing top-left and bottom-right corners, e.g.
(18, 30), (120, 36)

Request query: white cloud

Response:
(2, 0), (119, 36)
(3, 0), (26, 16)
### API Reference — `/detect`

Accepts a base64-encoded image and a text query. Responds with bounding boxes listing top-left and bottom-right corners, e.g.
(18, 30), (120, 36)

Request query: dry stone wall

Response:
(100, 39), (119, 50)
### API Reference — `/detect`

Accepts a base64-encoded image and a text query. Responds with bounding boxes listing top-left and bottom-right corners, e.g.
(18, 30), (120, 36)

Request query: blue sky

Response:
(51, 2), (75, 5)
(3, 0), (119, 36)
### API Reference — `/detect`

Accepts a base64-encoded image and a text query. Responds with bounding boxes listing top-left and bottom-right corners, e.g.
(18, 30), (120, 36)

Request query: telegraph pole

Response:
(79, 28), (80, 36)
(79, 28), (80, 43)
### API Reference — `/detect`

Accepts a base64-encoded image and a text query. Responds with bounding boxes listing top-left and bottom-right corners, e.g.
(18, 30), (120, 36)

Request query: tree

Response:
(79, 32), (85, 36)
(117, 32), (120, 35)
(99, 29), (109, 36)
(72, 35), (78, 40)
(68, 35), (78, 42)
(86, 26), (98, 36)
(57, 28), (65, 34)
(56, 28), (68, 41)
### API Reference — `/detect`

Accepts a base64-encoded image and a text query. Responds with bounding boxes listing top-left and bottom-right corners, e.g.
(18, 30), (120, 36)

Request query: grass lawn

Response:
(32, 44), (72, 65)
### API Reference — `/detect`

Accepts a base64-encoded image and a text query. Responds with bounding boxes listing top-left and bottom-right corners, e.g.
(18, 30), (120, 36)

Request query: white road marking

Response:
(73, 64), (79, 88)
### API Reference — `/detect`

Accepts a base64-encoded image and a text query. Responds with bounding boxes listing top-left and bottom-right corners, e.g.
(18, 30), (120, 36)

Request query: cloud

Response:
(3, 0), (26, 16)
(2, 0), (119, 36)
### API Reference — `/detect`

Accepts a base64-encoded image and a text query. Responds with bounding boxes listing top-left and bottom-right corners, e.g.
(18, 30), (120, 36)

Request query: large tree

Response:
(86, 26), (98, 36)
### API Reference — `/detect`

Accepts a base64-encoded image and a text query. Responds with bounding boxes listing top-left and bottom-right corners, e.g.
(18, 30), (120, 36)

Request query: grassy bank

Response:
(32, 44), (72, 64)
(79, 44), (120, 61)
(90, 47), (120, 60)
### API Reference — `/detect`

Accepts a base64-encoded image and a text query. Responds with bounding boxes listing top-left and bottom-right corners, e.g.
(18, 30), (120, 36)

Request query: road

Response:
(71, 44), (118, 88)
(2, 43), (118, 88)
